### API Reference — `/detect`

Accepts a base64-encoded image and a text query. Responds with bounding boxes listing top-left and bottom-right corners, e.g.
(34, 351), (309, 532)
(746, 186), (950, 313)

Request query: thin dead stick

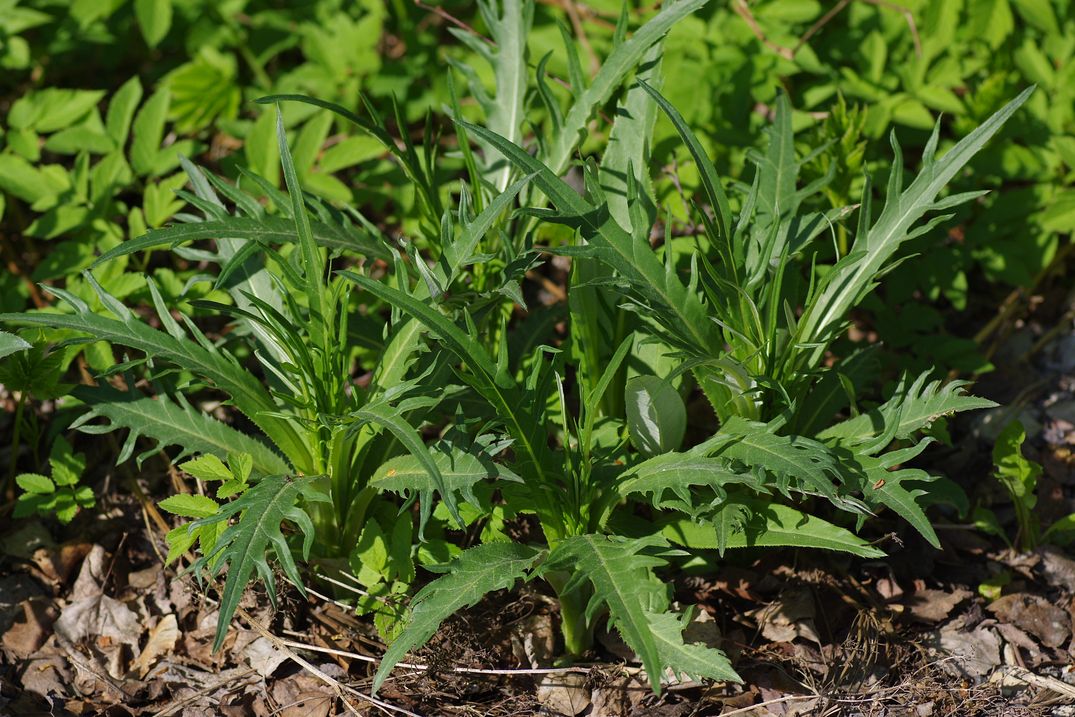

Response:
(525, 269), (568, 303)
(718, 694), (818, 716)
(991, 665), (1075, 700)
(560, 0), (601, 75)
(974, 286), (1027, 345)
(792, 0), (922, 56)
(732, 0), (794, 60)
(794, 0), (852, 52)
(152, 668), (259, 717)
(737, 0), (922, 61)
(978, 239), (1075, 346)
(315, 570), (376, 598)
(303, 582), (363, 611)
(1027, 307), (1075, 358)
(236, 606), (420, 717)
(861, 0), (921, 57)
(277, 637), (599, 676)
(413, 0), (495, 45)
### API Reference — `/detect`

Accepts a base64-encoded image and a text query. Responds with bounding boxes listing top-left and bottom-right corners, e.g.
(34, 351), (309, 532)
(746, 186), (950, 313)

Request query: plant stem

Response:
(547, 570), (594, 658)
(7, 393), (26, 490)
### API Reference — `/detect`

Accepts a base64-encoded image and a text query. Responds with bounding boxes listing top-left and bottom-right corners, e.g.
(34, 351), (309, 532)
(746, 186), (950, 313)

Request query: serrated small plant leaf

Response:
(159, 493), (220, 518)
(372, 542), (542, 694)
(661, 502), (886, 559)
(646, 610), (740, 684)
(180, 454), (233, 483)
(540, 534), (670, 692)
(191, 474), (330, 651)
(70, 385), (290, 475)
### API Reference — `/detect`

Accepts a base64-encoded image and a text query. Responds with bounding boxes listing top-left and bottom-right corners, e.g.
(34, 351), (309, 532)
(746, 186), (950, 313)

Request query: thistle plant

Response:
(0, 105), (482, 648)
(0, 0), (1032, 695)
(358, 74), (1031, 692)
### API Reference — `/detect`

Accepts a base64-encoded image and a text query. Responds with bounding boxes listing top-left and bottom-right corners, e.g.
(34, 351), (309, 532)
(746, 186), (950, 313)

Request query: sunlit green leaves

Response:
(191, 474), (329, 651)
(625, 376), (687, 457)
(540, 535), (669, 691)
(134, 0), (172, 48)
(0, 330), (30, 359)
(164, 48), (241, 134)
(372, 542), (542, 694)
(991, 421), (1042, 551)
(13, 436), (94, 524)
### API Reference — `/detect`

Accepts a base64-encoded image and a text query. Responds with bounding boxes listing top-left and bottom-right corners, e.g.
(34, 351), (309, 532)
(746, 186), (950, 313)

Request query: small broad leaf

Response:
(350, 518), (390, 588)
(131, 88), (169, 176)
(1043, 514), (1075, 545)
(135, 0), (172, 48)
(992, 421), (1042, 551)
(229, 453), (253, 483)
(165, 525), (197, 562)
(48, 436), (85, 488)
(626, 376), (686, 457)
(165, 519), (226, 564)
(0, 330), (31, 359)
(14, 493), (57, 519)
(372, 542), (541, 694)
(993, 421), (1041, 495)
(159, 494), (220, 518)
(180, 455), (233, 483)
(16, 473), (54, 495)
(105, 76), (143, 145)
(55, 497), (79, 524)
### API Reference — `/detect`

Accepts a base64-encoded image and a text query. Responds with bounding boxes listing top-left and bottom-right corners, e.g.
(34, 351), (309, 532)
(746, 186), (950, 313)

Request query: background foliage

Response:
(0, 0), (1069, 693)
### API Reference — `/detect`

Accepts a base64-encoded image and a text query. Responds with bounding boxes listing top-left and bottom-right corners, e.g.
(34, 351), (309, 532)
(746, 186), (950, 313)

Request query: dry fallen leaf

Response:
(2, 599), (55, 659)
(131, 613), (179, 677)
(1038, 546), (1075, 593)
(30, 542), (93, 585)
(994, 621), (1045, 666)
(127, 565), (161, 590)
(536, 673), (591, 716)
(590, 674), (648, 717)
(244, 635), (288, 678)
(906, 588), (972, 623)
(271, 672), (335, 717)
(750, 587), (821, 645)
(936, 623), (1002, 679)
(0, 574), (46, 634)
(20, 654), (71, 698)
(70, 545), (109, 601)
(54, 594), (142, 648)
(988, 593), (1071, 649)
(509, 612), (556, 668)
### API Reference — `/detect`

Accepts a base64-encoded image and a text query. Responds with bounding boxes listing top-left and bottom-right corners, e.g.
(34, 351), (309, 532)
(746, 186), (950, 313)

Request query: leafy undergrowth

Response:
(3, 325), (1075, 717)
(3, 3), (1075, 716)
